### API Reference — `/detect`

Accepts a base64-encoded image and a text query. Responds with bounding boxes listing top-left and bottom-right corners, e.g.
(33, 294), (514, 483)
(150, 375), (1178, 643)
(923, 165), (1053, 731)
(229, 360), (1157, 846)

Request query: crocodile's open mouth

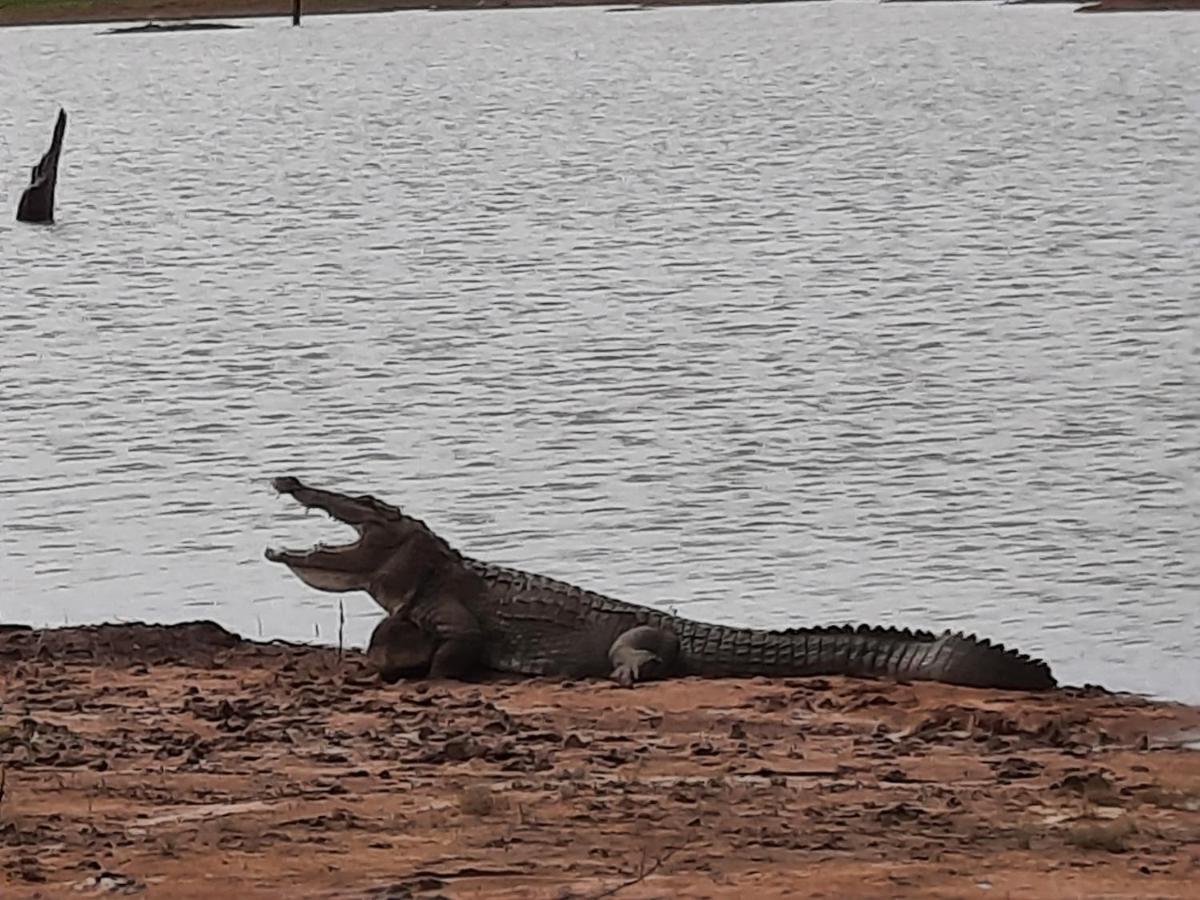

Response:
(263, 536), (363, 573)
(265, 476), (404, 592)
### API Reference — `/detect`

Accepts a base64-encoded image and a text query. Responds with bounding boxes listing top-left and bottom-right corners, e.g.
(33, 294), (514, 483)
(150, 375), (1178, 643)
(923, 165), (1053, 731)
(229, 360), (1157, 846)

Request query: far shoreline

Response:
(3, 0), (1198, 32)
(0, 0), (812, 31)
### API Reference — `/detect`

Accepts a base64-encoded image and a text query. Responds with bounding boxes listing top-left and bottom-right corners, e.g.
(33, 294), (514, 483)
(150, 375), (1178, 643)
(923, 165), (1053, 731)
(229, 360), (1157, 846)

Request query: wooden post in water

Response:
(16, 109), (67, 224)
(292, 0), (301, 25)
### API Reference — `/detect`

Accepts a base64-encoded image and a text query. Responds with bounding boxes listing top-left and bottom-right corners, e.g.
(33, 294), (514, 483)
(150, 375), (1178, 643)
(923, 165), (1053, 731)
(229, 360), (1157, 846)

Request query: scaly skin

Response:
(265, 477), (1056, 691)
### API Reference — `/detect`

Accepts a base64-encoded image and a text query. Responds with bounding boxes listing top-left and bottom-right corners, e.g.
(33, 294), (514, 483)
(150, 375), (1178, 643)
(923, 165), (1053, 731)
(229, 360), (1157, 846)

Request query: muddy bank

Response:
(1, 621), (1198, 897)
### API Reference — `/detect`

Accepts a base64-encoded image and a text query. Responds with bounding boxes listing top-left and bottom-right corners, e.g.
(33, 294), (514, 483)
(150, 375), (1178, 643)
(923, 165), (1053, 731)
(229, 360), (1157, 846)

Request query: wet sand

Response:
(1, 621), (1198, 897)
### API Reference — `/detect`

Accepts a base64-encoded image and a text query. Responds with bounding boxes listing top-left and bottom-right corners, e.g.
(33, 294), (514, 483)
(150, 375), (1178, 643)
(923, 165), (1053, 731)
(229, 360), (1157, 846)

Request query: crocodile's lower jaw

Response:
(283, 563), (366, 593)
(264, 546), (369, 592)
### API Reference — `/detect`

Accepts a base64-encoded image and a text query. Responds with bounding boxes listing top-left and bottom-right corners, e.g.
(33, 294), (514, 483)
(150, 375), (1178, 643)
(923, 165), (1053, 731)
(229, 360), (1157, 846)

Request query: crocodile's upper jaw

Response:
(265, 476), (400, 593)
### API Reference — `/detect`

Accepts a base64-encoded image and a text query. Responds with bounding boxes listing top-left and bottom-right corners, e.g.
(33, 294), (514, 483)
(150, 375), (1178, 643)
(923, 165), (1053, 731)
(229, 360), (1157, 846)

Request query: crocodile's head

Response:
(366, 611), (436, 683)
(264, 475), (457, 596)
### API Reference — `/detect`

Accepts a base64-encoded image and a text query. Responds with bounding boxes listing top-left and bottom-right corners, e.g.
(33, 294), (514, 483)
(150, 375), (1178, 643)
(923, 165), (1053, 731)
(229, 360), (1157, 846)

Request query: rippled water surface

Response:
(1, 6), (1197, 699)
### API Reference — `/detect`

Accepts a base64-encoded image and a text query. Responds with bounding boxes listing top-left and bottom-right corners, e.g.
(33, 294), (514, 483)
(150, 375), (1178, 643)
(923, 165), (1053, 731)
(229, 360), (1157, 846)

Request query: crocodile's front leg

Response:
(367, 612), (435, 683)
(414, 596), (484, 680)
(608, 625), (679, 687)
(368, 599), (483, 682)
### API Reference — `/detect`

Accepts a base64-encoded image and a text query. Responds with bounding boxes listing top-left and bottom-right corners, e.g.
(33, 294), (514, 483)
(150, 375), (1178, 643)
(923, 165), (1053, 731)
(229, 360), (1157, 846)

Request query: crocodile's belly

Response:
(481, 627), (615, 678)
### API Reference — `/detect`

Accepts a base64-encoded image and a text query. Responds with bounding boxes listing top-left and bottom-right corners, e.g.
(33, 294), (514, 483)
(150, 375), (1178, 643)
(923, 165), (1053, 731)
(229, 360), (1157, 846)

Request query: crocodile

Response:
(264, 476), (1056, 691)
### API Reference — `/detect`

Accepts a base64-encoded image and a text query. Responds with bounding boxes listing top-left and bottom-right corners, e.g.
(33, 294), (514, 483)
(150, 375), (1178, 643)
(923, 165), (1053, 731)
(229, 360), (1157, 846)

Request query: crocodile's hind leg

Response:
(608, 625), (679, 687)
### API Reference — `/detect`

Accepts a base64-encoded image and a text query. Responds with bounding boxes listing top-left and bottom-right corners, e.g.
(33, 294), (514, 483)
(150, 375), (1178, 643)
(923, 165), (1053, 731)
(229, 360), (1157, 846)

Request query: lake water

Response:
(1, 5), (1196, 701)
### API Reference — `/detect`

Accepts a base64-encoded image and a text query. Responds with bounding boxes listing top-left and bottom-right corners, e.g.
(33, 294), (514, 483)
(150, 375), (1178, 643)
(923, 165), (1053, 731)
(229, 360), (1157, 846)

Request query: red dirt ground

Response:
(2, 621), (1198, 898)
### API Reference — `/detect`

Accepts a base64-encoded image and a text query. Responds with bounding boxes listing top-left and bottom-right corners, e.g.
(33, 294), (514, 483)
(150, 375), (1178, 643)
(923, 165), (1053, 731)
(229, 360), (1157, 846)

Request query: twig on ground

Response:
(586, 845), (679, 899)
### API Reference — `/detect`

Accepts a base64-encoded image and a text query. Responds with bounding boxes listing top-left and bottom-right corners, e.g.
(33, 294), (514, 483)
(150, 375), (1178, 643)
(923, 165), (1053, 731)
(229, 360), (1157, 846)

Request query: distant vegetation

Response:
(1, 0), (1196, 29)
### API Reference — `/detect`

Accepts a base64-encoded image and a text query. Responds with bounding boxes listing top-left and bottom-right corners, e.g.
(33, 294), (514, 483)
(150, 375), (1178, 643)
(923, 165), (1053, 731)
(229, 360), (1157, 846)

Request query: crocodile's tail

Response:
(676, 623), (1056, 691)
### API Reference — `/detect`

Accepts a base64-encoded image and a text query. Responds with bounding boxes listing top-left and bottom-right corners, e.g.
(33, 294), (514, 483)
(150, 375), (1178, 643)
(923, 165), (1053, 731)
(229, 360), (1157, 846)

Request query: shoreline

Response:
(2, 0), (1199, 28)
(2, 620), (1198, 896)
(0, 0), (811, 31)
(3, 0), (1198, 32)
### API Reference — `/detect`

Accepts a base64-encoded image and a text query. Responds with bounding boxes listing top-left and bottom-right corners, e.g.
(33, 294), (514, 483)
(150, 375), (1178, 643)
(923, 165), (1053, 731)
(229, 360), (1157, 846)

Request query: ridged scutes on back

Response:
(775, 623), (1052, 675)
(673, 620), (1056, 690)
(465, 559), (645, 614)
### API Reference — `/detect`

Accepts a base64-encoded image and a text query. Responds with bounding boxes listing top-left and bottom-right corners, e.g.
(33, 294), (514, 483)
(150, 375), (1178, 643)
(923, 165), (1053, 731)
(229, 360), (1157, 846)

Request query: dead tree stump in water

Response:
(16, 109), (67, 224)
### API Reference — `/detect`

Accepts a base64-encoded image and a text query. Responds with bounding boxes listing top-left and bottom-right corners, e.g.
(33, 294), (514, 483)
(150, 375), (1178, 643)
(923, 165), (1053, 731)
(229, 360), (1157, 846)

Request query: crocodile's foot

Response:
(608, 625), (680, 687)
(611, 650), (670, 687)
